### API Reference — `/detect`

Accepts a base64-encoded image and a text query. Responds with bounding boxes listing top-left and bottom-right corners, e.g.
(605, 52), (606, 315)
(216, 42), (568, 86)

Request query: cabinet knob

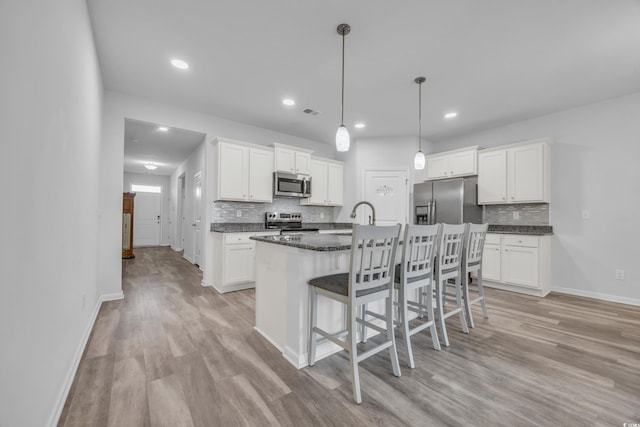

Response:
(511, 197), (514, 200)
(502, 197), (506, 200)
(250, 195), (253, 199)
(450, 171), (454, 175)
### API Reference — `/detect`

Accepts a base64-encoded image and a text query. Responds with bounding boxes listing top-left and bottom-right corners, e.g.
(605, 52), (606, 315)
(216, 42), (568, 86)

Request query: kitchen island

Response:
(252, 234), (353, 368)
(251, 233), (407, 369)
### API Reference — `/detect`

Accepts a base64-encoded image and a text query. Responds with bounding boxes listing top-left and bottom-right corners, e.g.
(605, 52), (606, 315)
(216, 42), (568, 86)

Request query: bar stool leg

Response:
(435, 278), (450, 347)
(455, 276), (469, 334)
(399, 285), (415, 368)
(463, 273), (475, 329)
(386, 294), (401, 377)
(426, 283), (441, 351)
(348, 302), (362, 404)
(360, 304), (368, 343)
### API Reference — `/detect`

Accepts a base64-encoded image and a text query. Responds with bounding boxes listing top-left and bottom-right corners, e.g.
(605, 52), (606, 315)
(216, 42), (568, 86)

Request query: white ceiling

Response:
(89, 0), (640, 147)
(124, 119), (205, 175)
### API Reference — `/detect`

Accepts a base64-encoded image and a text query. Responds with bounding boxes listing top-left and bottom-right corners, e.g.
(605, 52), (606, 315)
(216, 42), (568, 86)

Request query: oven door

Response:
(274, 172), (310, 198)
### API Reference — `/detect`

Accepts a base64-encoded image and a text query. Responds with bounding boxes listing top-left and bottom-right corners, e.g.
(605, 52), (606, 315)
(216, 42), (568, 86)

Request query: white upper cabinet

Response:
(301, 157), (344, 206)
(478, 150), (507, 203)
(478, 139), (550, 205)
(213, 138), (273, 203)
(273, 143), (313, 175)
(425, 146), (479, 180)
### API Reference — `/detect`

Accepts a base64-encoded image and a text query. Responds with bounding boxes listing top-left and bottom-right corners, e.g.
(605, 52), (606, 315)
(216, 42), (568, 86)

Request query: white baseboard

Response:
(552, 287), (640, 307)
(48, 291), (124, 427)
(211, 281), (255, 294)
(171, 246), (183, 252)
(183, 254), (194, 263)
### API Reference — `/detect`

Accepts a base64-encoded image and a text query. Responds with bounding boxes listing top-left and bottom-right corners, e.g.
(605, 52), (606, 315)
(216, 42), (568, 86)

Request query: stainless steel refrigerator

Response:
(413, 177), (482, 225)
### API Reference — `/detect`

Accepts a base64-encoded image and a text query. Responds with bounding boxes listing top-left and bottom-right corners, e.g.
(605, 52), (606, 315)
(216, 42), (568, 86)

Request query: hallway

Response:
(58, 247), (640, 426)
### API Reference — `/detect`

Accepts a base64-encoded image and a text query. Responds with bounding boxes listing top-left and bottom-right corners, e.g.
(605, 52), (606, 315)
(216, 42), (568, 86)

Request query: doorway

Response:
(193, 171), (202, 268)
(362, 169), (409, 225)
(133, 190), (162, 246)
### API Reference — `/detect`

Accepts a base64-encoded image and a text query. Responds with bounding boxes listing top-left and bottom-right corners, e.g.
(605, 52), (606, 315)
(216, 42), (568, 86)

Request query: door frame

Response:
(175, 173), (185, 251)
(193, 171), (203, 269)
(361, 168), (410, 225)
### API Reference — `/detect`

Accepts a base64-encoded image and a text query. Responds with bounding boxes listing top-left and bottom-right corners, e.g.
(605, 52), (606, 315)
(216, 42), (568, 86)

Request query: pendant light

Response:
(414, 76), (426, 170)
(336, 23), (351, 152)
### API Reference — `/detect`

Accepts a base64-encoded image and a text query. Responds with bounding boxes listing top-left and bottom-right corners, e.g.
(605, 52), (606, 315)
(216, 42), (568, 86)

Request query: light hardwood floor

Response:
(58, 246), (640, 426)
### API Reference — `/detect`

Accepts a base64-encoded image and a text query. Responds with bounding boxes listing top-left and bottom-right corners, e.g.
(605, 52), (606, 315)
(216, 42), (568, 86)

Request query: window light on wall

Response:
(131, 184), (161, 193)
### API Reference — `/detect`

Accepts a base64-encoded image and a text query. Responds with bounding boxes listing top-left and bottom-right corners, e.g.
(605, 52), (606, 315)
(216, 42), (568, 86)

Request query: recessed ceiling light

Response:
(282, 99), (295, 106)
(354, 123), (365, 129)
(144, 163), (158, 170)
(444, 112), (458, 119)
(158, 126), (169, 132)
(171, 59), (189, 70)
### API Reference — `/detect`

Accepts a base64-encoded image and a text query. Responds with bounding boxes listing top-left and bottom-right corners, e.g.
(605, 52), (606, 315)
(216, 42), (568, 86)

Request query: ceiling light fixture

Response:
(444, 111), (458, 119)
(144, 163), (158, 170)
(335, 23), (351, 152)
(354, 123), (365, 129)
(158, 126), (169, 132)
(171, 59), (189, 70)
(414, 77), (426, 170)
(282, 99), (295, 106)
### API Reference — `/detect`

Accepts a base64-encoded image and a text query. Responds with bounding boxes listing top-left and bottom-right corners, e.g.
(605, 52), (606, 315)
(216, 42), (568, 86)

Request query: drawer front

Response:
(485, 234), (501, 245)
(503, 235), (538, 248)
(224, 233), (254, 244)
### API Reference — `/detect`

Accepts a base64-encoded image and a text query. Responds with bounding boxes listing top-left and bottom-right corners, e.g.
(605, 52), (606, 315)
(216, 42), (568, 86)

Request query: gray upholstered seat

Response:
(308, 273), (390, 297)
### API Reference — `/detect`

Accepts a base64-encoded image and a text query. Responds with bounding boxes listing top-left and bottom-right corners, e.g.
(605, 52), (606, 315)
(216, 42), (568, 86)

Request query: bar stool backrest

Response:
(464, 223), (489, 273)
(350, 224), (401, 299)
(436, 223), (467, 279)
(401, 224), (441, 282)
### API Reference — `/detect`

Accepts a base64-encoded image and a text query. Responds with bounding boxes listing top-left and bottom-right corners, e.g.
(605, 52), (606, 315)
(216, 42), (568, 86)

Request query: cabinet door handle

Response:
(450, 171), (454, 175)
(502, 197), (506, 200)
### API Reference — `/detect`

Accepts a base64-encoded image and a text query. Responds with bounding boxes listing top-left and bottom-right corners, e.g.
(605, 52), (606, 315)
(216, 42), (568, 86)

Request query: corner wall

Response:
(431, 91), (640, 305)
(0, 0), (105, 425)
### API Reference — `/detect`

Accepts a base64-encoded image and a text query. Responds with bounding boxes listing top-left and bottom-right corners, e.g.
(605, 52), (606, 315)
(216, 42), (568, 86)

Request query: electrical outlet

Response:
(82, 293), (86, 308)
(615, 270), (625, 280)
(236, 209), (242, 218)
(582, 210), (590, 220)
(512, 211), (520, 220)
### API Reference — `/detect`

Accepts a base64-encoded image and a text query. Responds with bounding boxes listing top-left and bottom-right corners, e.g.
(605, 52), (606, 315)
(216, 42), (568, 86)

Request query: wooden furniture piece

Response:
(122, 192), (135, 259)
(434, 223), (469, 347)
(395, 224), (441, 369)
(308, 224), (402, 404)
(461, 223), (490, 328)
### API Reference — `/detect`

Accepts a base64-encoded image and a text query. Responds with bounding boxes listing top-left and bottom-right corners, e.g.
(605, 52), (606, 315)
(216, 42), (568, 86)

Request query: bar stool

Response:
(434, 223), (469, 347)
(461, 223), (490, 328)
(307, 224), (402, 404)
(395, 224), (441, 369)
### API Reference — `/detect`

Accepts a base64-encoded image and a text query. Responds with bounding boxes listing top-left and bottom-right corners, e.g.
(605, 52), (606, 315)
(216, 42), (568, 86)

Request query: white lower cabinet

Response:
(213, 231), (279, 293)
(480, 233), (550, 297)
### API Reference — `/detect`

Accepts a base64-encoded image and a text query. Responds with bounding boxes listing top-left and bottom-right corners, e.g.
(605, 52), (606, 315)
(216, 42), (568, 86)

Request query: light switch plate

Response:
(236, 210), (242, 218)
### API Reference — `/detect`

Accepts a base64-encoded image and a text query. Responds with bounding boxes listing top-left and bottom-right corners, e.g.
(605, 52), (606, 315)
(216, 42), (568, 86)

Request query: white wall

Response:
(335, 136), (430, 222)
(431, 91), (640, 305)
(0, 0), (105, 426)
(123, 173), (172, 246)
(100, 91), (335, 291)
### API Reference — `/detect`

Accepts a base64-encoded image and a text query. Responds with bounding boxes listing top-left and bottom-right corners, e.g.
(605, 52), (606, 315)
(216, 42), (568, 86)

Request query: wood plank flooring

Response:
(58, 247), (640, 426)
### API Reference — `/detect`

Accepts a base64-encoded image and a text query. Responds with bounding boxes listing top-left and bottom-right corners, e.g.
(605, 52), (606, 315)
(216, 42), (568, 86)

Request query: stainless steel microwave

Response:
(273, 172), (311, 198)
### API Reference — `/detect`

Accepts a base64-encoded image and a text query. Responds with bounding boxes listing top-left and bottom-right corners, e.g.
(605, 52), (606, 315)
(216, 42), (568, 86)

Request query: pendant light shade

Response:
(414, 151), (425, 169)
(336, 125), (350, 152)
(414, 76), (426, 170)
(336, 24), (351, 152)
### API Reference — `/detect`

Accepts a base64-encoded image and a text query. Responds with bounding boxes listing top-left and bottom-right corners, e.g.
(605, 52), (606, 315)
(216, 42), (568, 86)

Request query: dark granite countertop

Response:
(488, 224), (553, 235)
(210, 222), (353, 233)
(251, 234), (353, 251)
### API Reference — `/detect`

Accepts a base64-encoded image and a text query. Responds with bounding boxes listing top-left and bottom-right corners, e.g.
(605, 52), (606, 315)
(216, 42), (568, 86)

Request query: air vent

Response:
(302, 108), (321, 116)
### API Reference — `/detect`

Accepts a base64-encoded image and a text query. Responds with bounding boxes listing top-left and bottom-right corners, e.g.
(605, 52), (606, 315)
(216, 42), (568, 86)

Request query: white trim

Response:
(210, 281), (255, 294)
(48, 291), (124, 427)
(183, 253), (194, 263)
(171, 246), (183, 252)
(254, 326), (284, 353)
(552, 287), (640, 307)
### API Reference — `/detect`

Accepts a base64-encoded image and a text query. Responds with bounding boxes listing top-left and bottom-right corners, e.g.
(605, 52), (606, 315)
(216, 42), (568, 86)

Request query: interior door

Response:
(133, 192), (161, 246)
(193, 171), (202, 267)
(363, 170), (408, 226)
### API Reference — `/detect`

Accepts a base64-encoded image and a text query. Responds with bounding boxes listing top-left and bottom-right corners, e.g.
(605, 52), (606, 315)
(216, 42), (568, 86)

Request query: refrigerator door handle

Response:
(430, 200), (436, 225)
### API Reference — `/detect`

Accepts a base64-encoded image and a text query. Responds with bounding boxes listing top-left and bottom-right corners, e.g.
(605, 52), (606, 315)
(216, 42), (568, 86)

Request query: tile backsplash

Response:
(212, 198), (335, 223)
(483, 203), (549, 225)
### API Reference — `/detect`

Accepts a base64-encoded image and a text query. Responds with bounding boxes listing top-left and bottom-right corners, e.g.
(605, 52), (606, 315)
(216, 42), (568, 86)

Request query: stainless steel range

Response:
(265, 212), (320, 235)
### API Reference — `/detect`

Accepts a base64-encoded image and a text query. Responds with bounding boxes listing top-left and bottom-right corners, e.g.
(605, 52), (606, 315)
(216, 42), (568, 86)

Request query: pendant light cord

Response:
(418, 80), (422, 152)
(341, 31), (345, 126)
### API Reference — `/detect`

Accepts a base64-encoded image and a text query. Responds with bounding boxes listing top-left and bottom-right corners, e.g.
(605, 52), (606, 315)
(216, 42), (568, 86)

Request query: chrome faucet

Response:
(350, 201), (376, 225)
